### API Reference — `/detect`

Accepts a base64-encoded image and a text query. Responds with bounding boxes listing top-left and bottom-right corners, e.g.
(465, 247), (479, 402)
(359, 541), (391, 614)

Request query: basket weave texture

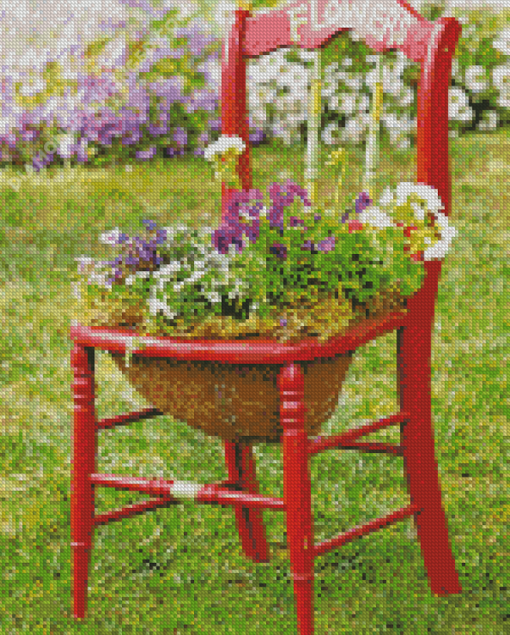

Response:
(108, 291), (406, 442)
(110, 351), (353, 443)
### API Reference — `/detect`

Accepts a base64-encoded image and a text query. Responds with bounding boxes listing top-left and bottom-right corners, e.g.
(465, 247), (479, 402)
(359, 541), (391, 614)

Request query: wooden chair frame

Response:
(70, 2), (463, 632)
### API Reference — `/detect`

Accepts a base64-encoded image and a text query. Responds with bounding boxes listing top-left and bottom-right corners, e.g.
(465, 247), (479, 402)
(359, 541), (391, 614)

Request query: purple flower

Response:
(125, 255), (139, 266)
(280, 318), (288, 327)
(301, 240), (314, 252)
(355, 191), (373, 215)
(250, 128), (266, 146)
(142, 219), (158, 231)
(155, 228), (167, 244)
(136, 146), (156, 160)
(117, 233), (130, 244)
(314, 214), (322, 222)
(269, 243), (287, 260)
(317, 236), (336, 253)
(173, 126), (188, 147)
(289, 216), (307, 229)
(208, 118), (222, 131)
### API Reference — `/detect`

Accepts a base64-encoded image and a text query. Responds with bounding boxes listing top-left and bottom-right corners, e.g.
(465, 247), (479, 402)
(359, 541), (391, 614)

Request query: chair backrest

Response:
(220, 0), (462, 324)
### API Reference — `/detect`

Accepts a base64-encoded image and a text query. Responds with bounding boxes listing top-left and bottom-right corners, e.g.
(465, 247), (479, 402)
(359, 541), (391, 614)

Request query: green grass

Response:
(0, 132), (508, 634)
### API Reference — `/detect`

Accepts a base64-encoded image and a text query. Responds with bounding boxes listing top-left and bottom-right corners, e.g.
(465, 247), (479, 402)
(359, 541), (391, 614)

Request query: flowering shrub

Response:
(0, 0), (224, 170)
(2, 0), (510, 172)
(72, 134), (458, 343)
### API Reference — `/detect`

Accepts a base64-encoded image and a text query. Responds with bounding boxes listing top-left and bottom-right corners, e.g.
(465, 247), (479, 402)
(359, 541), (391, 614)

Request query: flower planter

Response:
(108, 293), (405, 443)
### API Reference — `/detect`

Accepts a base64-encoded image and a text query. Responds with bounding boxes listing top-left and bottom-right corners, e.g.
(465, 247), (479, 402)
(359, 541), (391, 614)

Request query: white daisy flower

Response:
(203, 135), (246, 162)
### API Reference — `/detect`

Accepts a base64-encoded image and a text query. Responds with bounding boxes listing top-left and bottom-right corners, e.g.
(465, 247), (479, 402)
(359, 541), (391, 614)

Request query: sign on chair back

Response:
(70, 2), (463, 633)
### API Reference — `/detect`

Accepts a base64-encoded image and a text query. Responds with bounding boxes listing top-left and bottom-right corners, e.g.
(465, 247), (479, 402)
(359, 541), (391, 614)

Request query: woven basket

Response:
(110, 350), (353, 443)
(109, 292), (406, 443)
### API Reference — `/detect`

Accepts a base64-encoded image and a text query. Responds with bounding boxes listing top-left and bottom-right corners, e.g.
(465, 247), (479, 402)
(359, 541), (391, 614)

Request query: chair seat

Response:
(70, 310), (408, 364)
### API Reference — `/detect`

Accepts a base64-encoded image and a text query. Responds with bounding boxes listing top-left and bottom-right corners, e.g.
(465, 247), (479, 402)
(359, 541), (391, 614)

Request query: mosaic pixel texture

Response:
(0, 1), (508, 633)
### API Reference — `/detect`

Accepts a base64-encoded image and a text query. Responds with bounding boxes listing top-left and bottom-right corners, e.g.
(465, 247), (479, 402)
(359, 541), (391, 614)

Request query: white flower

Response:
(341, 113), (370, 144)
(154, 262), (182, 279)
(378, 187), (395, 207)
(342, 57), (353, 68)
(321, 122), (341, 145)
(423, 214), (457, 261)
(448, 87), (473, 122)
(465, 65), (488, 93)
(87, 271), (111, 289)
(477, 110), (499, 131)
(357, 206), (393, 230)
(205, 291), (221, 303)
(99, 227), (123, 245)
(394, 182), (444, 215)
(162, 224), (191, 241)
(19, 78), (45, 96)
(75, 256), (96, 274)
(493, 27), (510, 57)
(203, 135), (246, 162)
(148, 295), (176, 318)
(492, 66), (510, 107)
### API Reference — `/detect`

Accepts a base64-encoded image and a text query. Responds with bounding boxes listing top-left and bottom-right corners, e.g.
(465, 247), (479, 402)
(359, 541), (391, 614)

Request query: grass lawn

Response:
(0, 131), (508, 634)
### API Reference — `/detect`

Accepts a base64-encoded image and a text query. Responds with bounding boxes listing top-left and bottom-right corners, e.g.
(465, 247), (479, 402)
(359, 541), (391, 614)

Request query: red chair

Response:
(70, 2), (463, 632)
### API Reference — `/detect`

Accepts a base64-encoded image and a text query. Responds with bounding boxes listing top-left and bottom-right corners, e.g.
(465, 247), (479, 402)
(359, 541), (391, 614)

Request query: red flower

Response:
(348, 219), (363, 233)
(410, 251), (424, 262)
(403, 225), (419, 238)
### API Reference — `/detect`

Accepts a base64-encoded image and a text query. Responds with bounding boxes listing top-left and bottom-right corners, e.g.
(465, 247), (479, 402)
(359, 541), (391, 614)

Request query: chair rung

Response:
(308, 411), (410, 456)
(96, 408), (164, 430)
(89, 473), (286, 511)
(314, 504), (419, 557)
(94, 497), (177, 526)
(338, 442), (403, 456)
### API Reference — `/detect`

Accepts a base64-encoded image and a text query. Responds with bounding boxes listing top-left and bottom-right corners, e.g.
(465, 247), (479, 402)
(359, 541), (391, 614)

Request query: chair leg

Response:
(397, 327), (462, 596)
(224, 441), (270, 562)
(279, 363), (315, 635)
(71, 344), (97, 618)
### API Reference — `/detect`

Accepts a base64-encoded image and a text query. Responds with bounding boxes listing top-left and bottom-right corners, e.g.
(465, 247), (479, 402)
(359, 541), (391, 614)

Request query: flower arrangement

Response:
(72, 134), (458, 344)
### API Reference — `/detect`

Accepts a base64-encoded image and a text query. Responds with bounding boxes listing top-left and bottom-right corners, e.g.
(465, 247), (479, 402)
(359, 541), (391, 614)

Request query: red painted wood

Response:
(71, 344), (97, 619)
(335, 441), (403, 455)
(69, 311), (408, 364)
(396, 16), (462, 597)
(279, 364), (315, 635)
(243, 0), (434, 63)
(94, 497), (177, 526)
(314, 504), (419, 556)
(224, 441), (270, 562)
(308, 412), (409, 455)
(221, 8), (252, 224)
(196, 482), (286, 510)
(89, 473), (286, 510)
(70, 3), (464, 627)
(96, 407), (163, 430)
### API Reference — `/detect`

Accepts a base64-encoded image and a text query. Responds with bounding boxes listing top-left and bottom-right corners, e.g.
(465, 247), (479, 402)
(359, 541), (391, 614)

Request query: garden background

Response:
(0, 0), (508, 633)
